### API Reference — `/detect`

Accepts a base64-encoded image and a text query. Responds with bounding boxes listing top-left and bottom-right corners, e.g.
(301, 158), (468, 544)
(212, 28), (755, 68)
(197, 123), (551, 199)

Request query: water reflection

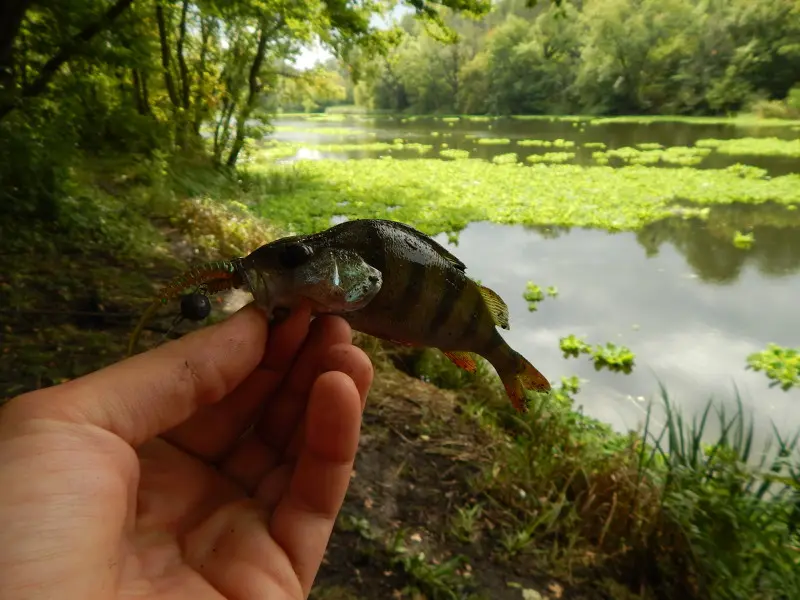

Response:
(426, 219), (800, 449)
(637, 203), (800, 283)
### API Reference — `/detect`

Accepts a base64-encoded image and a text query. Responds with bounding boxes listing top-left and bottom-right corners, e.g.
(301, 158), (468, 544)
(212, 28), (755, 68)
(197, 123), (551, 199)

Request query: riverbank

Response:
(1, 153), (798, 600)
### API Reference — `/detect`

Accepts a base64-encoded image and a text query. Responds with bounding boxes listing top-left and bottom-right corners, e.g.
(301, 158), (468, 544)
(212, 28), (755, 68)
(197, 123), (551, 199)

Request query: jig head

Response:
(127, 259), (245, 356)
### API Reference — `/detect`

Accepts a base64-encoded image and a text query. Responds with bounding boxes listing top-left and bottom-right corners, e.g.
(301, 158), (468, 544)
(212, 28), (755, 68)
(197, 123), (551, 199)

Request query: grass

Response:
(242, 156), (800, 236)
(408, 339), (800, 598)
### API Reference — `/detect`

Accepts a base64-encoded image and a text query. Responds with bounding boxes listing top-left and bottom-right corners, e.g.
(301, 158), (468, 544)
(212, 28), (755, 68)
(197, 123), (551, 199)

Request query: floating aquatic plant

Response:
(523, 281), (544, 310)
(696, 137), (800, 158)
(492, 153), (518, 165)
(272, 126), (375, 136)
(559, 334), (592, 358)
(546, 286), (558, 298)
(476, 138), (512, 145)
(583, 142), (607, 149)
(517, 138), (575, 148)
(732, 231), (755, 249)
(525, 152), (575, 164)
(592, 146), (710, 166)
(559, 335), (635, 373)
(746, 344), (800, 391)
(440, 148), (470, 160)
(590, 343), (635, 373)
(244, 157), (800, 235)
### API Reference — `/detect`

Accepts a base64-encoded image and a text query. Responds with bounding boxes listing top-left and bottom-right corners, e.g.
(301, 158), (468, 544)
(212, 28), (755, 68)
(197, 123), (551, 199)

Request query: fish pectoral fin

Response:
(478, 285), (510, 330)
(443, 350), (478, 373)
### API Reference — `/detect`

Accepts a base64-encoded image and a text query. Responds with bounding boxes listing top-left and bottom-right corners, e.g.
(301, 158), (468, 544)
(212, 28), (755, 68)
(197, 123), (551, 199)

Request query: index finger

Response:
(19, 304), (268, 447)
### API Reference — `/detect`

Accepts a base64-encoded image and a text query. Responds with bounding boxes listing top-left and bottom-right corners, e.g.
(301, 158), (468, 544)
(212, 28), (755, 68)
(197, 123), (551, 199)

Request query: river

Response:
(268, 114), (800, 449)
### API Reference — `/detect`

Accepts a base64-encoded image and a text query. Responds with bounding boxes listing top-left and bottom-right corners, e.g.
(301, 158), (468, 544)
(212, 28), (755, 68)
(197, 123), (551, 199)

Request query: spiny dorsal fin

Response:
(382, 220), (467, 272)
(443, 350), (478, 373)
(479, 285), (510, 330)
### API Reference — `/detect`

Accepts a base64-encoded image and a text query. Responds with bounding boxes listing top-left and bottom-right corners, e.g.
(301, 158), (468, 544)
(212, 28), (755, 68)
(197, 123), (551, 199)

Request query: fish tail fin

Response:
(497, 349), (551, 413)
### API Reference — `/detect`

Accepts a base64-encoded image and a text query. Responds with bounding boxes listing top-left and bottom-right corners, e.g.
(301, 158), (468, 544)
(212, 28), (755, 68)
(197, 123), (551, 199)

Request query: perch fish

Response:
(240, 219), (551, 411)
(128, 218), (551, 412)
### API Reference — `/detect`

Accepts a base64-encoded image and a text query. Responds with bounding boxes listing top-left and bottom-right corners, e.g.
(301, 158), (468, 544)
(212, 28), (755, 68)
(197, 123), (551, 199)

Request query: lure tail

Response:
(126, 260), (244, 356)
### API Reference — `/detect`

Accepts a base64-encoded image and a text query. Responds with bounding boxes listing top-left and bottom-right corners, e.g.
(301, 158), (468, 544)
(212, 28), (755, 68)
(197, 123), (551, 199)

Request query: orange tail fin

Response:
(501, 351), (551, 413)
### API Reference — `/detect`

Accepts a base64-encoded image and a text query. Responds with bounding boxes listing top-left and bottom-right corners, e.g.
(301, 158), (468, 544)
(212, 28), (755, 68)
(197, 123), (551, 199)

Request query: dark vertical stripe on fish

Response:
(394, 259), (427, 321)
(460, 287), (484, 345)
(430, 272), (468, 339)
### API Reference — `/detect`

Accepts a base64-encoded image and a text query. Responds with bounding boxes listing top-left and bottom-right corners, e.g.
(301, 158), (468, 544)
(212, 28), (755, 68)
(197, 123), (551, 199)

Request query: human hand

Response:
(0, 303), (373, 600)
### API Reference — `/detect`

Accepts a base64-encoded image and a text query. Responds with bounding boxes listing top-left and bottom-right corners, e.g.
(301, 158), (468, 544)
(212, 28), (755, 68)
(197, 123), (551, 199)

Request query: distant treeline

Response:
(326, 0), (800, 117)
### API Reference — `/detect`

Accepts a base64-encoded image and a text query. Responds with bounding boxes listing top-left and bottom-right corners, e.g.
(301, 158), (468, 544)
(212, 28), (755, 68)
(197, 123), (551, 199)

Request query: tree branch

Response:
(0, 0), (134, 119)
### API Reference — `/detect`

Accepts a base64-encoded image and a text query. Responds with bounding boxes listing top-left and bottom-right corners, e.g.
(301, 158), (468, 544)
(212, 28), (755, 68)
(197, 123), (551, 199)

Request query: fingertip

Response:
(306, 371), (362, 464)
(310, 314), (353, 345)
(319, 344), (374, 410)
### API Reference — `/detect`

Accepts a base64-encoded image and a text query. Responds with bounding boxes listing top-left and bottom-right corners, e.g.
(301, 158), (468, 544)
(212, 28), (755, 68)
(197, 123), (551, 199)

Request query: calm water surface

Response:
(272, 116), (800, 447)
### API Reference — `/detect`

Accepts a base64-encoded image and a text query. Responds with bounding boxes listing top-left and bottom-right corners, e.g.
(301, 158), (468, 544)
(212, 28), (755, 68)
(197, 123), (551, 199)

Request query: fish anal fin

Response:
(443, 350), (478, 373)
(478, 285), (510, 330)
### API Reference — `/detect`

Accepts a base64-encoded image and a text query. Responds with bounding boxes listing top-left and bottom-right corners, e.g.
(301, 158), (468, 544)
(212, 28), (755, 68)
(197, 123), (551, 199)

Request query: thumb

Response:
(18, 304), (269, 447)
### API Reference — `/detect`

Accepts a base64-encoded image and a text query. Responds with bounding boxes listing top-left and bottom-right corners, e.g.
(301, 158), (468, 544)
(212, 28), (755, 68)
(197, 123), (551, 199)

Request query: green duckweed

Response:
(244, 158), (800, 235)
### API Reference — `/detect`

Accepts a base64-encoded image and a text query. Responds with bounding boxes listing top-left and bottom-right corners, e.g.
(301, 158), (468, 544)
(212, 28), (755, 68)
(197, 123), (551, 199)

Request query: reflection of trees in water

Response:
(636, 203), (800, 283)
(523, 224), (574, 239)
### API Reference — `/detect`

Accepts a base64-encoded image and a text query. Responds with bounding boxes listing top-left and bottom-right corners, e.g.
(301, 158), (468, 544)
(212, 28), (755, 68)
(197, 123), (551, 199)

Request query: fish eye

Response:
(279, 243), (314, 268)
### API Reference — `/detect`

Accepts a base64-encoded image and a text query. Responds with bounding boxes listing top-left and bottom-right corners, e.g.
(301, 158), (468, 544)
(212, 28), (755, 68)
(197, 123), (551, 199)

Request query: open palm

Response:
(0, 304), (373, 600)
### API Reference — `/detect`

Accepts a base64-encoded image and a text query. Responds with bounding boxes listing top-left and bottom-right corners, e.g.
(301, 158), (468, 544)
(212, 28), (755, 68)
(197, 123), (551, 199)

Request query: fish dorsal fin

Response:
(479, 285), (510, 330)
(383, 220), (467, 272)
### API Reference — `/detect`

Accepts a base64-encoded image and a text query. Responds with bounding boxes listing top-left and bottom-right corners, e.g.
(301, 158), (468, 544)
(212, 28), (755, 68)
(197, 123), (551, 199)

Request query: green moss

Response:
(243, 157), (800, 235)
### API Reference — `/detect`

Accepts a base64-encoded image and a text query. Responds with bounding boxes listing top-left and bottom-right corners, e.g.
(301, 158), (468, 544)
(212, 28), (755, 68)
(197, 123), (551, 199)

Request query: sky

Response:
(291, 4), (413, 70)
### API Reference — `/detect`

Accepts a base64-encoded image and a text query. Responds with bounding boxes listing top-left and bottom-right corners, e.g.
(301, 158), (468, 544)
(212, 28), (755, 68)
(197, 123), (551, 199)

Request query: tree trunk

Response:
(225, 20), (271, 167)
(0, 0), (134, 120)
(132, 68), (152, 115)
(176, 0), (191, 109)
(193, 16), (211, 133)
(155, 1), (180, 108)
